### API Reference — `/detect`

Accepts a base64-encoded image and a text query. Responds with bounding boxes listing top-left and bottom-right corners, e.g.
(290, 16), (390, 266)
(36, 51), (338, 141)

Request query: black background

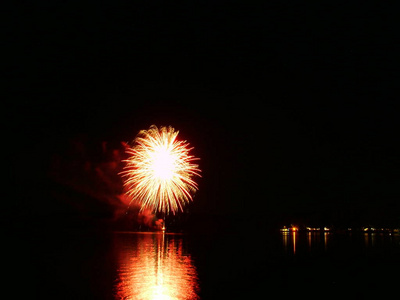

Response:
(6, 1), (399, 231)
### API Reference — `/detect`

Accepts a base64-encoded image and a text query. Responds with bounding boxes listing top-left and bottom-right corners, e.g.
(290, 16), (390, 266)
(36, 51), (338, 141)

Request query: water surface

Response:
(32, 230), (400, 299)
(113, 232), (199, 300)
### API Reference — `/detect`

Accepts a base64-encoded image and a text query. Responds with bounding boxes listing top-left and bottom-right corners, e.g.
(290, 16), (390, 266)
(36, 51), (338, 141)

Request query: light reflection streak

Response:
(281, 231), (297, 254)
(282, 232), (288, 251)
(114, 233), (200, 300)
(281, 230), (330, 254)
(324, 232), (329, 251)
(292, 231), (296, 254)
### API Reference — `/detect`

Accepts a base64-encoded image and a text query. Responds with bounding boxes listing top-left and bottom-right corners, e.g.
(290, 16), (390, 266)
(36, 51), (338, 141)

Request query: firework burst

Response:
(121, 125), (201, 214)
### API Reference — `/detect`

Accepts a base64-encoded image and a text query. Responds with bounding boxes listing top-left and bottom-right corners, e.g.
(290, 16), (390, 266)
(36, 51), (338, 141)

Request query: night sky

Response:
(7, 1), (399, 231)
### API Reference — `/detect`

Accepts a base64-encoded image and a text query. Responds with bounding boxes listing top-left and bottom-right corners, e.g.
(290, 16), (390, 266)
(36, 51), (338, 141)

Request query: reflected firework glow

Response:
(121, 125), (201, 214)
(114, 233), (200, 300)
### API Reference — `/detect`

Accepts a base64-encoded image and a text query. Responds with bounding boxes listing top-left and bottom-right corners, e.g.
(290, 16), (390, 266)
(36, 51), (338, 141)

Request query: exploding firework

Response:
(120, 125), (201, 214)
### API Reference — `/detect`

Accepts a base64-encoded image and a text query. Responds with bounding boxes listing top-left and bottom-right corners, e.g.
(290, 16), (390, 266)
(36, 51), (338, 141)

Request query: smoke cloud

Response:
(47, 135), (146, 230)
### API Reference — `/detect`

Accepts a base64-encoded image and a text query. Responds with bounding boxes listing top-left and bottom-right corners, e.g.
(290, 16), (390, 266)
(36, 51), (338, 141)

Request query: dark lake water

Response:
(31, 230), (400, 299)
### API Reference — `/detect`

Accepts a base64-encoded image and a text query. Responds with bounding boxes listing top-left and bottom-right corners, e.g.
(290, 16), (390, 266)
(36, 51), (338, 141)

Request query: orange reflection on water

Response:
(282, 231), (297, 254)
(114, 232), (200, 300)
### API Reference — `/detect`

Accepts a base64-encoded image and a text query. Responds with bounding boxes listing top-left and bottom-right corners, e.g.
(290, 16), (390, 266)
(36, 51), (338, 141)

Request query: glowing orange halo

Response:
(120, 125), (201, 214)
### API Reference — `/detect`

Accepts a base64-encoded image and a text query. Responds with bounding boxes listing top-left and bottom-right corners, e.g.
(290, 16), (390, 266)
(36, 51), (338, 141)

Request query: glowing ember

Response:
(121, 125), (201, 214)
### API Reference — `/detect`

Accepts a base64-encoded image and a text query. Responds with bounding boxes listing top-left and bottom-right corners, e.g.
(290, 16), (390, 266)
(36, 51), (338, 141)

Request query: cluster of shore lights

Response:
(280, 226), (330, 232)
(306, 227), (330, 232)
(281, 227), (400, 234)
(362, 227), (399, 233)
(280, 226), (298, 232)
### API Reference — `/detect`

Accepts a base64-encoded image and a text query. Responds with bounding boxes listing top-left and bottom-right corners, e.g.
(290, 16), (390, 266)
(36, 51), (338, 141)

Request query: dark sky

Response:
(7, 1), (399, 228)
